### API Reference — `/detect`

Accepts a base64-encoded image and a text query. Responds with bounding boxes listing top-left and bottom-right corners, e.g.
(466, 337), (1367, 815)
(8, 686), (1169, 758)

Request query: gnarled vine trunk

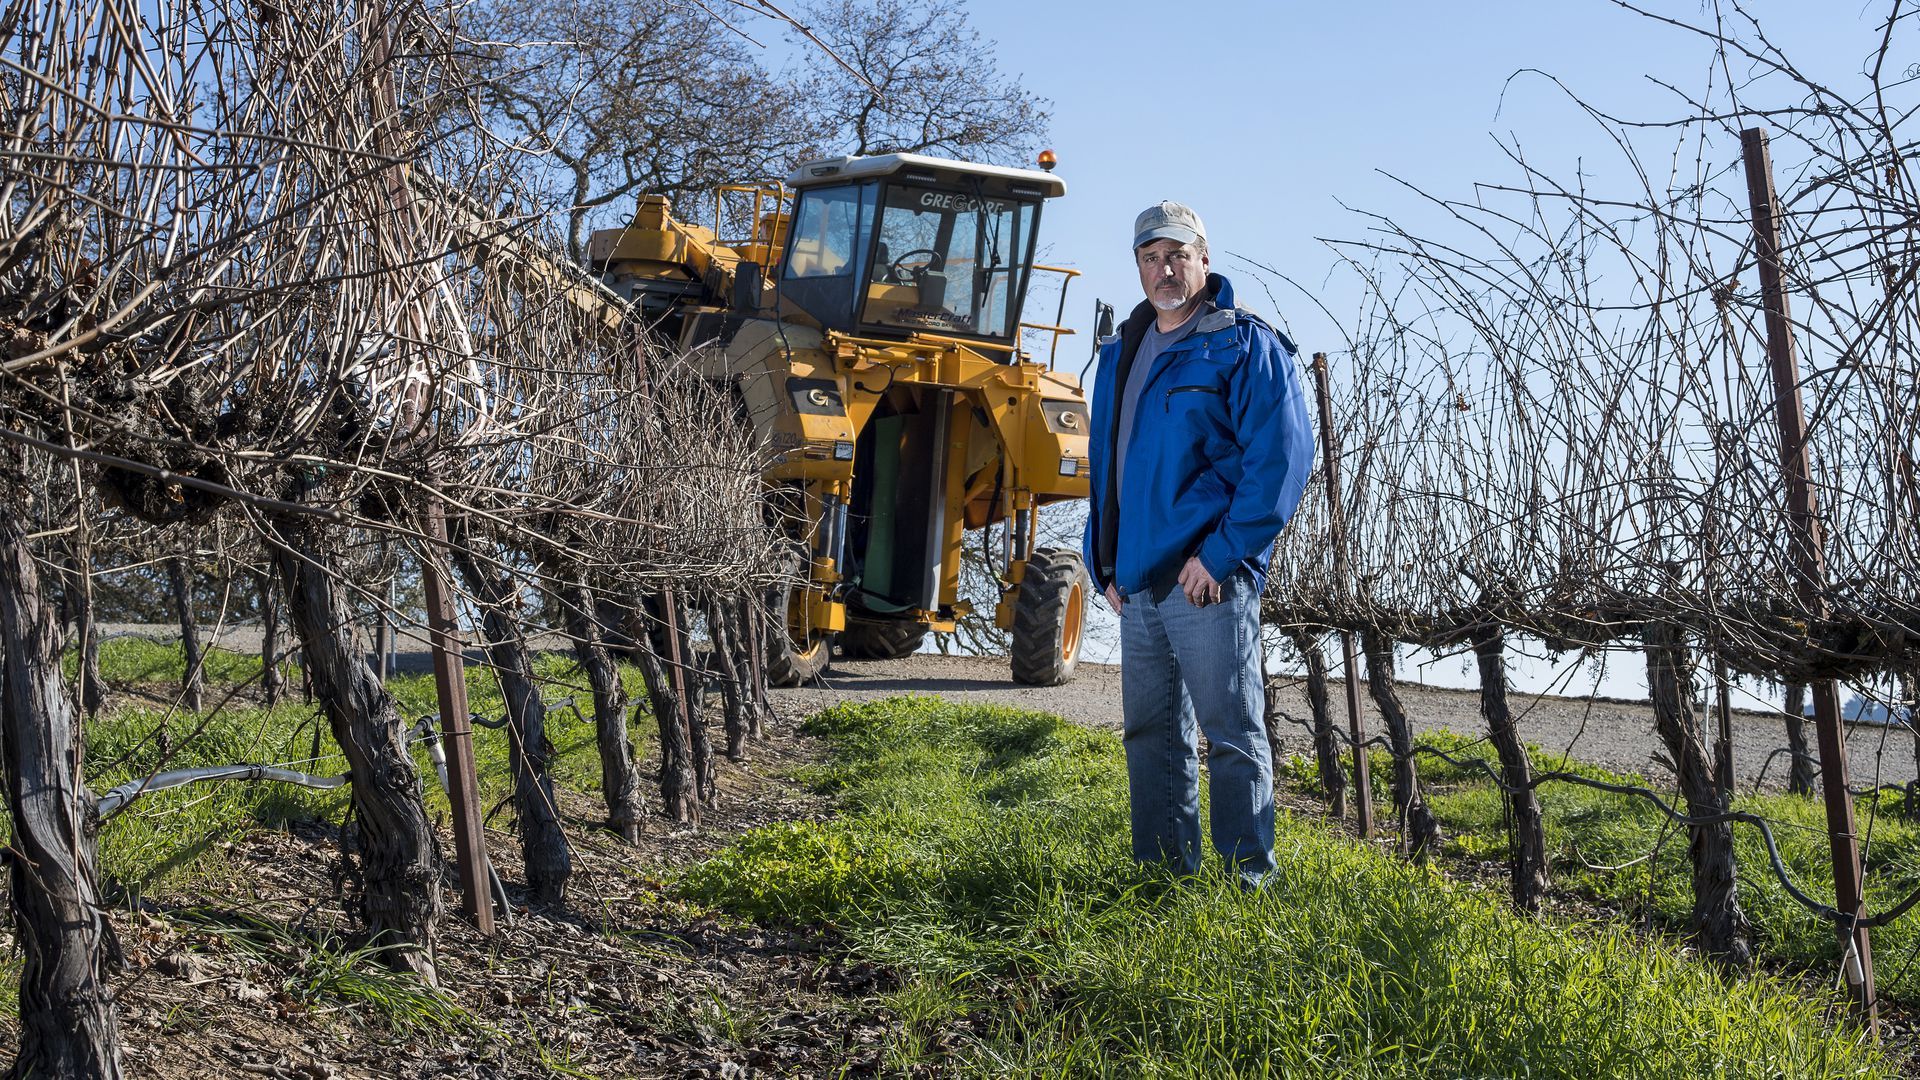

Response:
(631, 594), (698, 824)
(1289, 628), (1347, 820)
(0, 513), (123, 1078)
(563, 579), (642, 843)
(268, 517), (440, 978)
(1643, 623), (1753, 966)
(167, 551), (203, 712)
(453, 543), (571, 906)
(1472, 623), (1547, 913)
(1361, 629), (1441, 859)
(705, 595), (750, 761)
(741, 593), (773, 741)
(1783, 682), (1815, 797)
(666, 593), (715, 805)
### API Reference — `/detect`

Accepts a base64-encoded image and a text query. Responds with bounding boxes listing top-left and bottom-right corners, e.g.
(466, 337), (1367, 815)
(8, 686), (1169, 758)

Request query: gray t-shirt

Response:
(1115, 303), (1209, 500)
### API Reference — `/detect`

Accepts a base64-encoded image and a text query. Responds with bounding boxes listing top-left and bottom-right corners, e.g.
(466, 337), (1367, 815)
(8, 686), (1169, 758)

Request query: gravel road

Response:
(100, 623), (1918, 791)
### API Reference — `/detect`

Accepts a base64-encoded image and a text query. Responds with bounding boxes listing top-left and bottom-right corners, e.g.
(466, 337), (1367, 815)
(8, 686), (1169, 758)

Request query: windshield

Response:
(861, 184), (1036, 340)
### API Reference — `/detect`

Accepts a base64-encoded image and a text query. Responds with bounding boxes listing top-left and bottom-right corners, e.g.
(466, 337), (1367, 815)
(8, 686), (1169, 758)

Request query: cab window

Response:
(784, 185), (863, 279)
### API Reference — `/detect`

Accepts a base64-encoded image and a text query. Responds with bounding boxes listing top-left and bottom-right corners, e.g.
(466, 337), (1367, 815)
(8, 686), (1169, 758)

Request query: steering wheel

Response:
(887, 247), (944, 284)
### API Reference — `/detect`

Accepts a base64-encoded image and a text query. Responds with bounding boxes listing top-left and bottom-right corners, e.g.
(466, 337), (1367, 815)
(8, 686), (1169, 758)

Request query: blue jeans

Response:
(1120, 568), (1275, 886)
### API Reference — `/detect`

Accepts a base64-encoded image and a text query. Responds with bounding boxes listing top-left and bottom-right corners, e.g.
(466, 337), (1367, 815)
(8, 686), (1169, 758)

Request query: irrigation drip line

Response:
(94, 765), (346, 817)
(1272, 694), (1920, 933)
(1270, 707), (1392, 752)
(1752, 745), (1795, 792)
(94, 698), (580, 822)
(1408, 740), (1920, 931)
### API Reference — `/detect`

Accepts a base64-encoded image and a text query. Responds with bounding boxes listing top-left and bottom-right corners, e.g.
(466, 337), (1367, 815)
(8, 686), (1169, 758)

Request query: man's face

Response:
(1135, 238), (1209, 313)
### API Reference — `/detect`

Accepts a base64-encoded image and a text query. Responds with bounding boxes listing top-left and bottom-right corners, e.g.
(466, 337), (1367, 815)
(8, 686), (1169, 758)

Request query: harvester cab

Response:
(588, 151), (1093, 687)
(778, 155), (1053, 343)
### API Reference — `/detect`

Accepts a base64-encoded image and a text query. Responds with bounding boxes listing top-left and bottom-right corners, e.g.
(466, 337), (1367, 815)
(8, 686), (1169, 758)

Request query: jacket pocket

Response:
(1164, 384), (1223, 411)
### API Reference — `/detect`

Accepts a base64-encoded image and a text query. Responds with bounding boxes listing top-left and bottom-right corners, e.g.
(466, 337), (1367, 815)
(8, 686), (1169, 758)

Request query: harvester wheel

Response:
(1010, 547), (1090, 686)
(766, 578), (833, 687)
(839, 616), (927, 660)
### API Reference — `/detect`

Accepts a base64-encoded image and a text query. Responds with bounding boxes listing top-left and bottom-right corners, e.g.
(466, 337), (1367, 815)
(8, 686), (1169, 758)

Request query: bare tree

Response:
(453, 537), (573, 906)
(1286, 628), (1348, 820)
(467, 0), (811, 258)
(797, 0), (1049, 164)
(467, 0), (1050, 258)
(1472, 623), (1548, 914)
(559, 574), (644, 842)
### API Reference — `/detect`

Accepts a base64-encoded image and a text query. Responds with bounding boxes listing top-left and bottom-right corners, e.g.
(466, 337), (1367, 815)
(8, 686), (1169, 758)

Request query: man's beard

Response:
(1151, 291), (1191, 312)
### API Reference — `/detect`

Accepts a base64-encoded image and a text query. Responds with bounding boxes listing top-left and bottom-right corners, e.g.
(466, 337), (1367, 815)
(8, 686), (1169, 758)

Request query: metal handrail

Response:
(1029, 263), (1082, 368)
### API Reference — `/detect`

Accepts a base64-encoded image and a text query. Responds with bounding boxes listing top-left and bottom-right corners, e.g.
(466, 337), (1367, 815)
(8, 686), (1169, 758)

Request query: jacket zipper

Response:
(1165, 384), (1222, 411)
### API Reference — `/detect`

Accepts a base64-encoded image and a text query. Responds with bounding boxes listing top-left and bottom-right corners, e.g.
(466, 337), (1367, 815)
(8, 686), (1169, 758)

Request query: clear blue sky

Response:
(728, 1), (1895, 690)
(953, 0), (1893, 361)
(951, 0), (1892, 689)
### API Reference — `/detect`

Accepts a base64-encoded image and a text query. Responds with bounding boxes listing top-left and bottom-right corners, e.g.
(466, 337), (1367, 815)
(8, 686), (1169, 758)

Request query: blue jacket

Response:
(1082, 273), (1315, 595)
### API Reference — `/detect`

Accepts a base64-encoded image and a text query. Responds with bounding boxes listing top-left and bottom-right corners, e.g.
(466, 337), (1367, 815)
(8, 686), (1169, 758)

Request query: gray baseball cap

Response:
(1133, 200), (1206, 249)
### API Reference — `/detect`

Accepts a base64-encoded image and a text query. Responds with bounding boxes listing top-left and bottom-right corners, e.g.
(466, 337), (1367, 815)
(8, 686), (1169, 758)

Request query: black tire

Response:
(1010, 547), (1091, 686)
(839, 616), (927, 660)
(766, 578), (833, 687)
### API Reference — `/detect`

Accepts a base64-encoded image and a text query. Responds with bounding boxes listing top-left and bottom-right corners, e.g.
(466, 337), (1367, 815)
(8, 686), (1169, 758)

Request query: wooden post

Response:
(1310, 352), (1373, 839)
(354, 0), (494, 935)
(1741, 126), (1875, 1029)
(422, 502), (494, 934)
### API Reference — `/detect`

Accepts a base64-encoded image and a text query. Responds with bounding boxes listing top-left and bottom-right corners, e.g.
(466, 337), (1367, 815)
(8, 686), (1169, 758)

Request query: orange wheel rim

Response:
(1061, 581), (1084, 662)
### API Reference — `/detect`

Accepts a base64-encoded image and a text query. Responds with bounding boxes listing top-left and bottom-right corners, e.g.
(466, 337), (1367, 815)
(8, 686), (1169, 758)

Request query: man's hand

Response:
(1177, 557), (1222, 607)
(1105, 583), (1126, 611)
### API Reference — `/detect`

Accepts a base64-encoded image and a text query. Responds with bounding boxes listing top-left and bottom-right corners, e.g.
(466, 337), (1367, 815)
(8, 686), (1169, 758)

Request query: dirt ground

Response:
(6, 701), (908, 1080)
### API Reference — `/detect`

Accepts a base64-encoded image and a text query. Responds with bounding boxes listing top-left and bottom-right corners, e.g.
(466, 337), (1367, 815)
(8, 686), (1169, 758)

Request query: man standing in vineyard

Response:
(1083, 201), (1315, 888)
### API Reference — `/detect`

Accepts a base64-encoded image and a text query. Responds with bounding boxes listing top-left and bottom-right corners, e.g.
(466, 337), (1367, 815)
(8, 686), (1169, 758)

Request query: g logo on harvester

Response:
(1039, 399), (1090, 435)
(787, 377), (844, 415)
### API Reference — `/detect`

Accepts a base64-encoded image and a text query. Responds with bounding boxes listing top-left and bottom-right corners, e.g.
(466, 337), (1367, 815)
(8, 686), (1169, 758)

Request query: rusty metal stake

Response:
(1742, 126), (1875, 1030)
(1311, 352), (1373, 839)
(423, 501), (494, 935)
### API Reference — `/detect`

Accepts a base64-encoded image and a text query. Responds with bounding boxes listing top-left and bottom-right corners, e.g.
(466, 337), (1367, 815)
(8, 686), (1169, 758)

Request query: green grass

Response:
(384, 651), (650, 817)
(79, 645), (647, 897)
(681, 697), (1896, 1078)
(1411, 729), (1920, 1003)
(76, 635), (292, 691)
(87, 702), (349, 897)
